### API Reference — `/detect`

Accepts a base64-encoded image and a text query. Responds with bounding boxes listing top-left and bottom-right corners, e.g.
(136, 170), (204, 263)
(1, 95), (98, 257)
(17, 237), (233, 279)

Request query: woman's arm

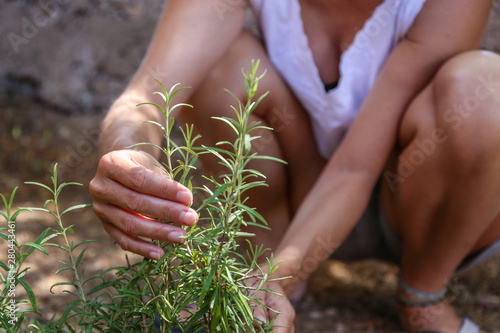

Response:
(269, 0), (493, 295)
(90, 0), (247, 259)
(101, 0), (248, 155)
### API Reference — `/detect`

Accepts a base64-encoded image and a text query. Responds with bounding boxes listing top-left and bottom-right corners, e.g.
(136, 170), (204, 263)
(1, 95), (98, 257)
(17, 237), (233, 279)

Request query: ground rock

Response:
(0, 0), (163, 114)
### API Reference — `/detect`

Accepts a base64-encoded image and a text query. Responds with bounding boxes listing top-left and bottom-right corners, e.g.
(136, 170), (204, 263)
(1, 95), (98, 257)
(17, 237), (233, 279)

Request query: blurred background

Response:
(1, 0), (500, 331)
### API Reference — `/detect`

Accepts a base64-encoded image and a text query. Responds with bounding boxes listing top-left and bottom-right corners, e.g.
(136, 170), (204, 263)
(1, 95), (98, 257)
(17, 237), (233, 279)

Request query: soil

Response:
(1, 98), (500, 332)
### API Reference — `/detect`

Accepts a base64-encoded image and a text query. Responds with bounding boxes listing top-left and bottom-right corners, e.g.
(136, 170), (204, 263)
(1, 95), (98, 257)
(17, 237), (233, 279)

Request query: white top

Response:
(249, 0), (427, 158)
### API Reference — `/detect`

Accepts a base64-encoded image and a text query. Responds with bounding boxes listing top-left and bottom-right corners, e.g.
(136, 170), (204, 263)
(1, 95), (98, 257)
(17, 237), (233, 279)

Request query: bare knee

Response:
(428, 50), (500, 164)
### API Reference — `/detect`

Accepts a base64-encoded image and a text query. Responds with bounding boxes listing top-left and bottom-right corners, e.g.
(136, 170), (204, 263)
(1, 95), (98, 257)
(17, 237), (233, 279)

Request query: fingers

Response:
(101, 150), (193, 205)
(102, 220), (165, 260)
(92, 177), (198, 226)
(94, 200), (189, 242)
(253, 287), (295, 333)
(90, 150), (198, 258)
(269, 299), (295, 333)
(253, 300), (268, 327)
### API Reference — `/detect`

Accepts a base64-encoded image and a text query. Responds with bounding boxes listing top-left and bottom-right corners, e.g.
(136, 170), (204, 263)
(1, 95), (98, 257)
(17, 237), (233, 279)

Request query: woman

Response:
(90, 0), (500, 331)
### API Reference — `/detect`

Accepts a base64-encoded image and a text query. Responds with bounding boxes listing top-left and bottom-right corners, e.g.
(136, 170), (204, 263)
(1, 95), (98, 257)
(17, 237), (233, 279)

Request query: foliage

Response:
(0, 60), (285, 332)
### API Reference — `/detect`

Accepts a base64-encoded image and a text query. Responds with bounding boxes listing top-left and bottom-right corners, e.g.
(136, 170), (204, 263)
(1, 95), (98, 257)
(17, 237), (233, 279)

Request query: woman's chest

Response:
(298, 0), (384, 85)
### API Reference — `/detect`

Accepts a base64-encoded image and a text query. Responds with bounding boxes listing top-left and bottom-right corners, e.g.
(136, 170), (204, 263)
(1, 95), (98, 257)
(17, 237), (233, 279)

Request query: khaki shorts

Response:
(332, 184), (500, 274)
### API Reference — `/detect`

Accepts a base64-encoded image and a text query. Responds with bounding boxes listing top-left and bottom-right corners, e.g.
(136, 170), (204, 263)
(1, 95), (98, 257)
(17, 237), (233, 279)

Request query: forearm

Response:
(99, 96), (164, 157)
(99, 0), (247, 156)
(271, 168), (371, 295)
(269, 37), (468, 294)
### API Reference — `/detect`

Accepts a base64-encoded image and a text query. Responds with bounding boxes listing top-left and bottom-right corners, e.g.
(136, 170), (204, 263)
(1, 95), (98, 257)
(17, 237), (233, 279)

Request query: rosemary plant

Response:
(0, 60), (285, 332)
(121, 59), (284, 332)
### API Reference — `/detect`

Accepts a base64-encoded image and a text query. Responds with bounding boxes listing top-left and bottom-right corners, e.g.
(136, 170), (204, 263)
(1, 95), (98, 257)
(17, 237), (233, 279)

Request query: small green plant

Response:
(0, 187), (39, 331)
(0, 60), (286, 332)
(0, 175), (94, 332)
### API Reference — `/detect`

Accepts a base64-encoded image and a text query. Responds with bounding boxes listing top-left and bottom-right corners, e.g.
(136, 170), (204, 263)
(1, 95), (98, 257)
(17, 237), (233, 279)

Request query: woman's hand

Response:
(253, 282), (296, 333)
(89, 149), (198, 260)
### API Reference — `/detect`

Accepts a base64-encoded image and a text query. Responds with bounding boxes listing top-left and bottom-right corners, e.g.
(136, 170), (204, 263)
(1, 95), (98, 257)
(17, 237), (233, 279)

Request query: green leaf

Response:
(233, 203), (268, 226)
(55, 182), (83, 199)
(73, 239), (98, 249)
(136, 102), (165, 115)
(0, 193), (8, 212)
(61, 203), (91, 216)
(185, 304), (210, 330)
(212, 116), (241, 135)
(24, 228), (50, 257)
(56, 301), (77, 327)
(167, 85), (192, 104)
(0, 312), (14, 332)
(249, 154), (287, 164)
(153, 91), (167, 103)
(233, 232), (255, 238)
(24, 207), (56, 217)
(49, 282), (75, 294)
(25, 181), (54, 195)
(8, 187), (19, 210)
(40, 232), (59, 245)
(211, 287), (222, 332)
(243, 133), (252, 154)
(197, 265), (217, 307)
(141, 120), (166, 131)
(204, 147), (234, 169)
(0, 260), (10, 272)
(231, 289), (253, 326)
(128, 142), (165, 152)
(196, 182), (234, 212)
(199, 226), (225, 243)
(170, 102), (193, 114)
(54, 267), (73, 275)
(18, 278), (39, 314)
(75, 248), (88, 267)
(0, 232), (8, 242)
(43, 243), (67, 251)
(88, 281), (119, 295)
(202, 145), (237, 159)
(249, 91), (270, 114)
(21, 242), (49, 256)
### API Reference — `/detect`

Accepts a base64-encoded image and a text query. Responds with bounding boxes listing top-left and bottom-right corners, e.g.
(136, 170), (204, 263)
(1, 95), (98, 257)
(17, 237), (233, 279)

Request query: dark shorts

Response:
(332, 185), (500, 274)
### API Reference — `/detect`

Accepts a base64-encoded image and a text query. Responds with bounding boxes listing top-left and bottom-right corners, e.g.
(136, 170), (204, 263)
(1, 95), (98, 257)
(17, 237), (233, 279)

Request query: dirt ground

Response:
(1, 97), (500, 332)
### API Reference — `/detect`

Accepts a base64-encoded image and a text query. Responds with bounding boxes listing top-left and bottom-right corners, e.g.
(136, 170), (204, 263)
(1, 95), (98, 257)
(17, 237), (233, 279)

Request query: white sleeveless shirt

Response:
(248, 0), (427, 158)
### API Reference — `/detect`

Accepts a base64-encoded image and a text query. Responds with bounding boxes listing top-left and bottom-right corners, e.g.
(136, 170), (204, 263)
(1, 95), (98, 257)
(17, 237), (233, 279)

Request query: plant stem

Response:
(53, 197), (87, 305)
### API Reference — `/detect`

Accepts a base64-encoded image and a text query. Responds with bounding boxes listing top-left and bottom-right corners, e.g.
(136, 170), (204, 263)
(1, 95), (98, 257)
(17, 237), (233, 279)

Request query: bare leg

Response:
(178, 31), (326, 251)
(382, 51), (500, 332)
